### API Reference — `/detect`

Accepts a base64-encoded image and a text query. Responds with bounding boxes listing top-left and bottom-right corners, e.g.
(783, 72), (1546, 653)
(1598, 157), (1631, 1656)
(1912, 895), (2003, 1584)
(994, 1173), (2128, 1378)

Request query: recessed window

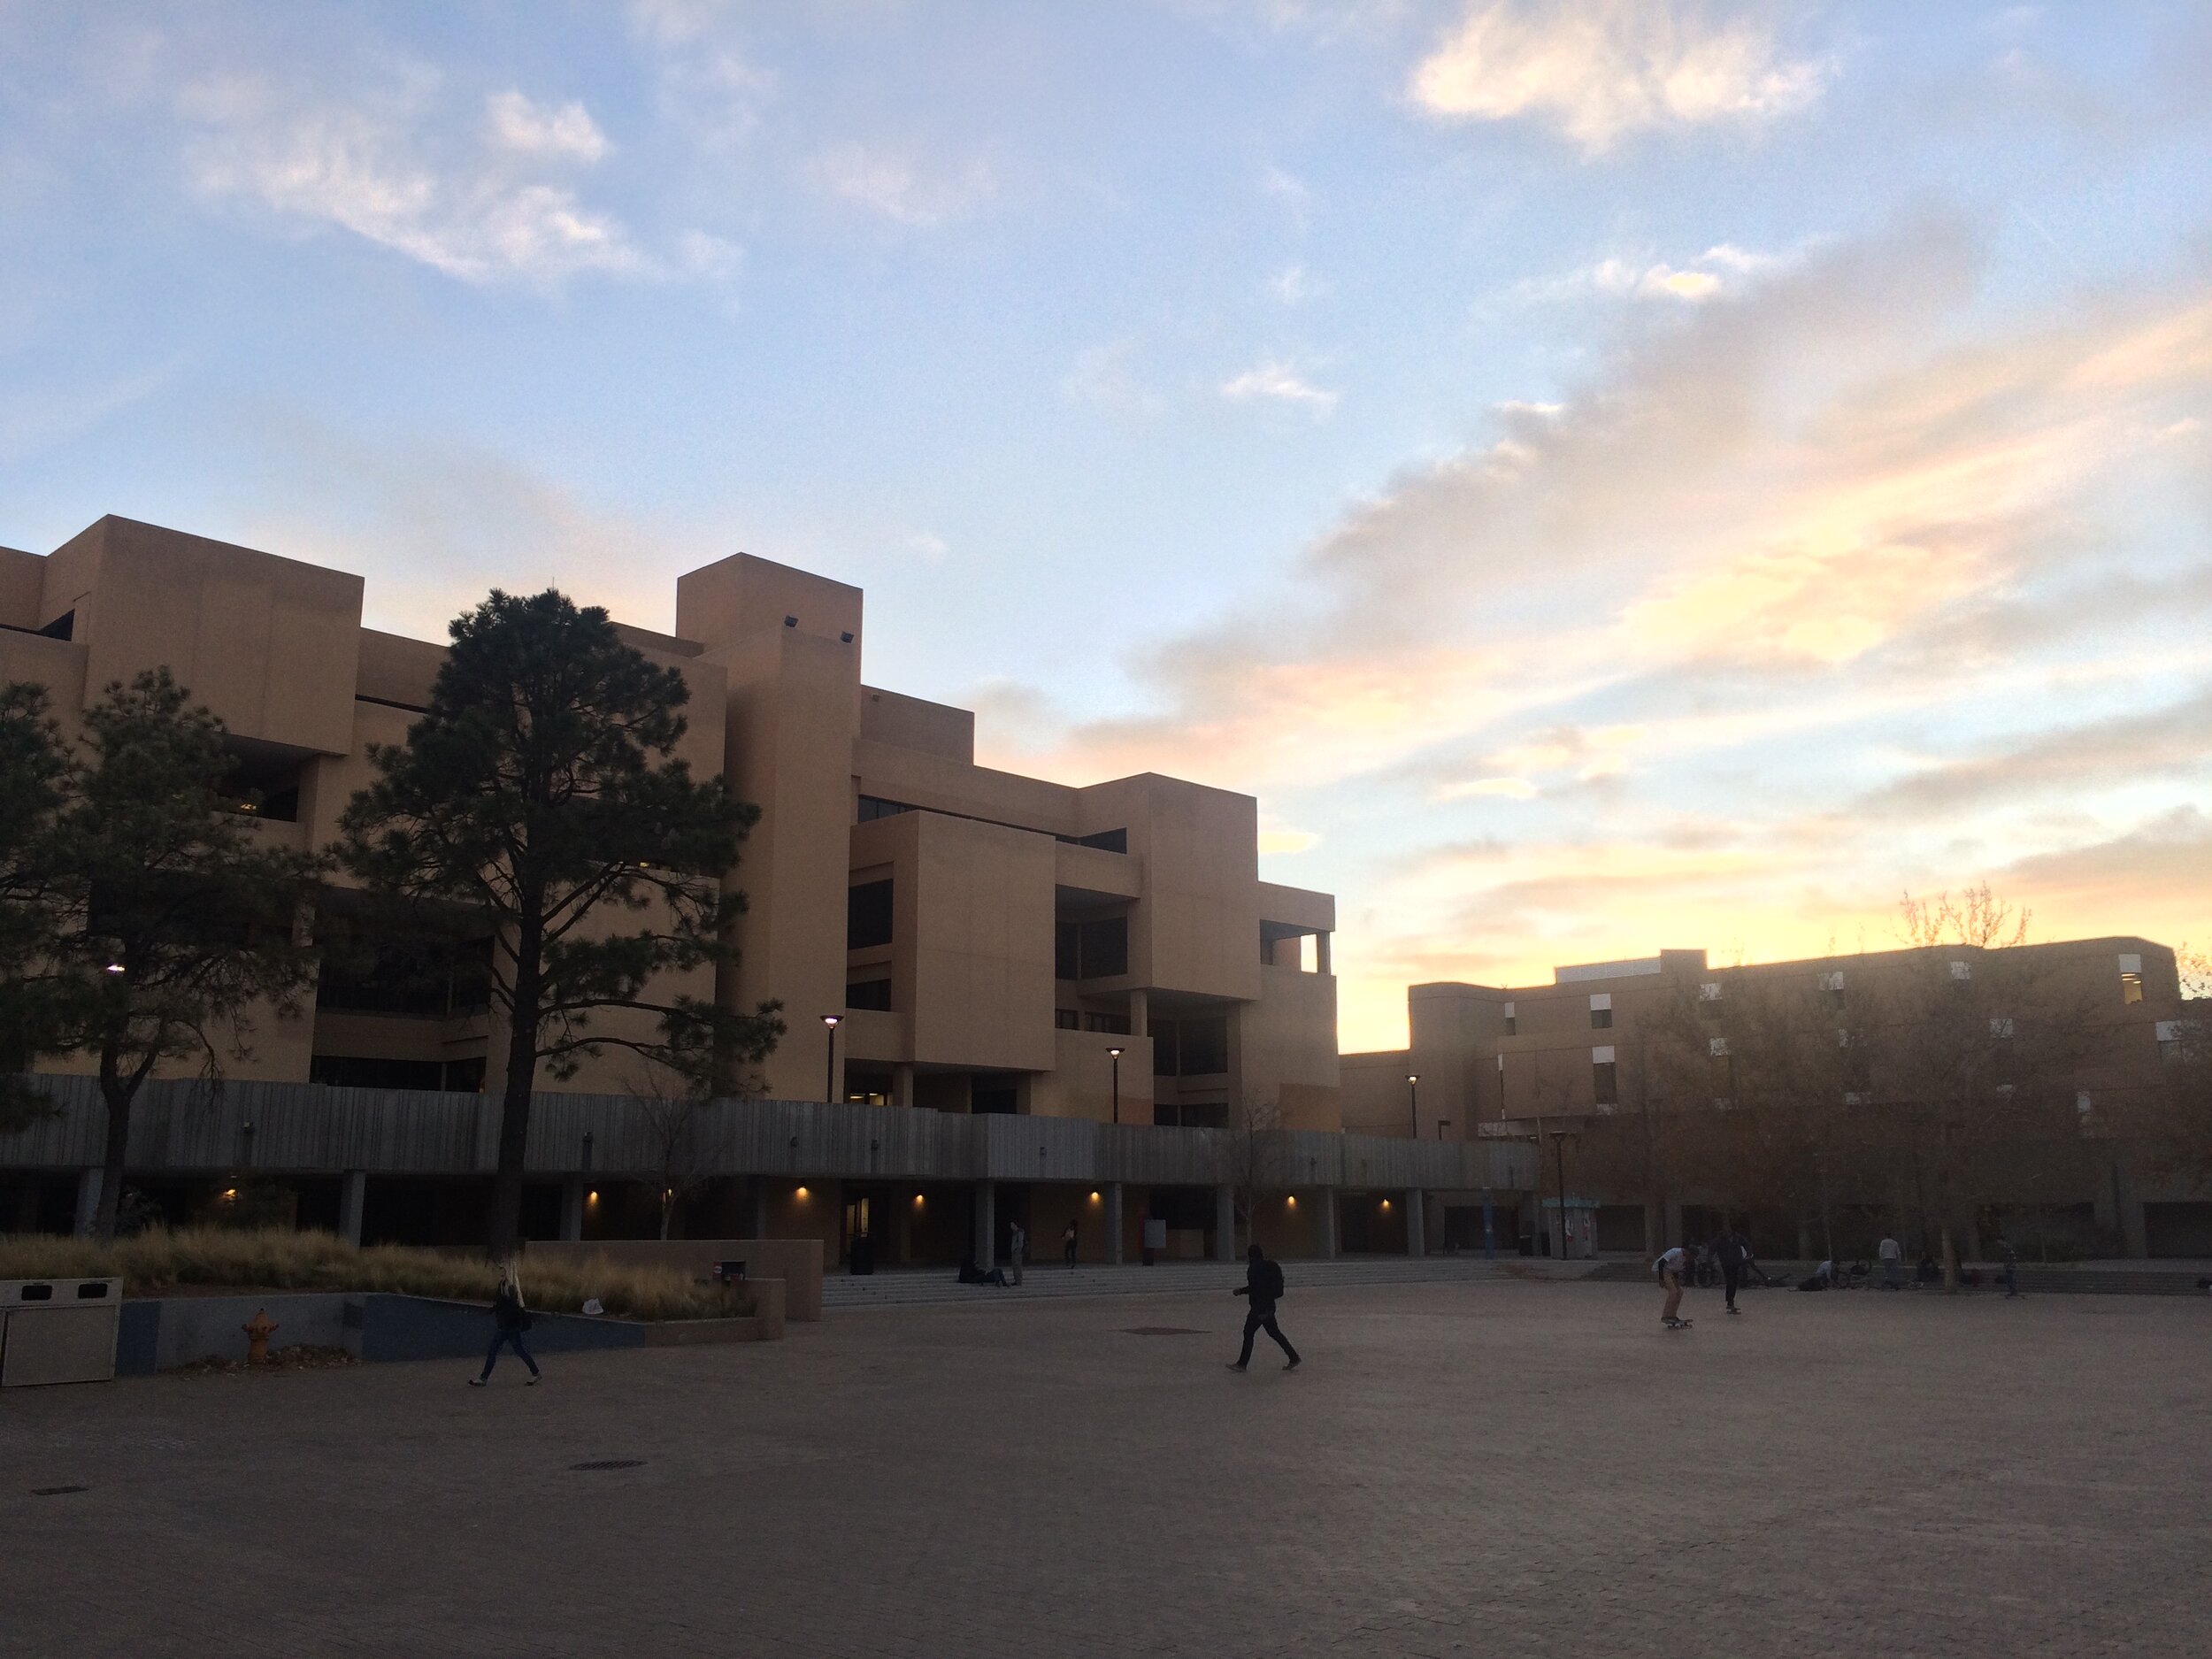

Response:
(1592, 1060), (1618, 1105)
(2120, 972), (2143, 1005)
(1502, 1001), (1516, 1037)
(845, 977), (892, 1011)
(1056, 914), (1128, 979)
(847, 879), (894, 949)
(1588, 993), (1612, 1029)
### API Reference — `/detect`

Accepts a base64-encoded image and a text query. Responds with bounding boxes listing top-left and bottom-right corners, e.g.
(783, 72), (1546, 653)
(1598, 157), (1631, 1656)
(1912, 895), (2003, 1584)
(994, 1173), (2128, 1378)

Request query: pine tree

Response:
(339, 589), (781, 1257)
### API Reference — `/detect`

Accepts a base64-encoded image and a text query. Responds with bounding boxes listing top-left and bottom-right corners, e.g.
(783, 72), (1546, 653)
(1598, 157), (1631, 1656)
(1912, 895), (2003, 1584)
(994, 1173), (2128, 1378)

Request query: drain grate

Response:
(1121, 1326), (1206, 1336)
(31, 1486), (88, 1497)
(569, 1459), (645, 1471)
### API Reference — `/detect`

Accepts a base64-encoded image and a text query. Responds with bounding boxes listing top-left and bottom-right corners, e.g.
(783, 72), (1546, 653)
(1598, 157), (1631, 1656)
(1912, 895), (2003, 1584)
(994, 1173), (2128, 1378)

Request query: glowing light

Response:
(1088, 1190), (1101, 1202)
(1286, 1196), (1297, 1208)
(1379, 1199), (1391, 1210)
(587, 1189), (599, 1203)
(795, 1186), (810, 1200)
(221, 1187), (237, 1200)
(913, 1194), (925, 1207)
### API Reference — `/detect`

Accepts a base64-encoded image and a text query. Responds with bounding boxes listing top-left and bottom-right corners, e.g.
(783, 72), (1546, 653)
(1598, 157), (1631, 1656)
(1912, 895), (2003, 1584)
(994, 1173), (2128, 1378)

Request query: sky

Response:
(3, 0), (2208, 1050)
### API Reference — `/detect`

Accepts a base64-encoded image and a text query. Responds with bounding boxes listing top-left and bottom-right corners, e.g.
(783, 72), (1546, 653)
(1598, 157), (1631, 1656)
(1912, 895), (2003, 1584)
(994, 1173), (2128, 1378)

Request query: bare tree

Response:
(1215, 1092), (1288, 1252)
(631, 1072), (728, 1241)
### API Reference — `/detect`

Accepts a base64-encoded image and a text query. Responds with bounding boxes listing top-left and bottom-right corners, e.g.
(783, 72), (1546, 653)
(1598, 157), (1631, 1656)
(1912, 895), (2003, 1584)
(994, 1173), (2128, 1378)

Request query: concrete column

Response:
(341, 1171), (368, 1247)
(895, 1193), (915, 1265)
(73, 1167), (103, 1238)
(1128, 989), (1148, 1037)
(893, 1064), (915, 1110)
(1315, 932), (1332, 975)
(973, 1179), (996, 1267)
(1663, 1199), (1684, 1250)
(559, 1175), (584, 1243)
(1106, 1182), (1125, 1265)
(1214, 1184), (1236, 1262)
(1406, 1187), (1427, 1257)
(747, 1176), (769, 1240)
(1643, 1201), (1662, 1256)
(1319, 1189), (1339, 1260)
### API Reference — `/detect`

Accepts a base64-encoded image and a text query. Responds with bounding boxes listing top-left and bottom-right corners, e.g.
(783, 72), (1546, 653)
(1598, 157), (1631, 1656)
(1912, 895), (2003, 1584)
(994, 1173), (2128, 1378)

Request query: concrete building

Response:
(1, 516), (1443, 1256)
(1345, 939), (2200, 1259)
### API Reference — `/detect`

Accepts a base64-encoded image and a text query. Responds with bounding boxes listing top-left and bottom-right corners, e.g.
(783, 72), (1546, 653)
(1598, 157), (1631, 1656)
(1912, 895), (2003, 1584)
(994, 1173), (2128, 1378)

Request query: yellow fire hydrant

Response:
(242, 1309), (279, 1365)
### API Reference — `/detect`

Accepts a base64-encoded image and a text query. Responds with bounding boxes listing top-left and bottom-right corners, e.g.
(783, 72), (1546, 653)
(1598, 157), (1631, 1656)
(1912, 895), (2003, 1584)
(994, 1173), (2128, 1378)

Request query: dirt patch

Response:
(168, 1346), (360, 1377)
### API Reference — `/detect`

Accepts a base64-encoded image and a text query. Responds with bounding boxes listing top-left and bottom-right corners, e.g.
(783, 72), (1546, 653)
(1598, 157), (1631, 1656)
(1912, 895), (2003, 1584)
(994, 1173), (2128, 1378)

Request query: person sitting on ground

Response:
(1916, 1253), (1940, 1285)
(957, 1257), (1010, 1287)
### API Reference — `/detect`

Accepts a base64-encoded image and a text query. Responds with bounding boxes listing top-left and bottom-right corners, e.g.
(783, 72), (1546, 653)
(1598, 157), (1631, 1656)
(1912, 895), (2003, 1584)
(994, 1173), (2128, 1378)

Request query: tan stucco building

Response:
(0, 516), (1342, 1132)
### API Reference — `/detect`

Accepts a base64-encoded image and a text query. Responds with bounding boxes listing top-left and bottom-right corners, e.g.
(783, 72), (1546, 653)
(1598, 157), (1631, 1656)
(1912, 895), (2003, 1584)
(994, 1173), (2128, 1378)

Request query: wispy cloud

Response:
(1221, 359), (1340, 414)
(808, 142), (997, 227)
(1412, 0), (1832, 154)
(486, 90), (610, 162)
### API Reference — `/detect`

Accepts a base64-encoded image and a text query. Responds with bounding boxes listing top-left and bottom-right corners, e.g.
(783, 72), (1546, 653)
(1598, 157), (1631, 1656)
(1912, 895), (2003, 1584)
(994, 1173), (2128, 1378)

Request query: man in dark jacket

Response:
(1229, 1245), (1301, 1371)
(1715, 1225), (1752, 1315)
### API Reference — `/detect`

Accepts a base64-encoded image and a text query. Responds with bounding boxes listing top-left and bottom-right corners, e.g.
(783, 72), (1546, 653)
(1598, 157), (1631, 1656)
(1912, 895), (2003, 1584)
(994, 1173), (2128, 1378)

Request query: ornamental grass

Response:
(0, 1226), (746, 1322)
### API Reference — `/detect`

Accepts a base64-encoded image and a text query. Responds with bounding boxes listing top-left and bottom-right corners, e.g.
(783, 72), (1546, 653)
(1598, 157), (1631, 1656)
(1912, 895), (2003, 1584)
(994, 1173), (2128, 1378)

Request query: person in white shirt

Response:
(1878, 1234), (1902, 1290)
(1655, 1244), (1690, 1326)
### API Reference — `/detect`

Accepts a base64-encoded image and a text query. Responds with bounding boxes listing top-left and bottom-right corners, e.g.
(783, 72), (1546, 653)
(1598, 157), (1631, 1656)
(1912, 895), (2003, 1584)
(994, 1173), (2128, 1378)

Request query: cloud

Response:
(486, 90), (610, 163)
(1221, 360), (1340, 414)
(808, 142), (997, 227)
(1271, 263), (1326, 303)
(1259, 826), (1323, 856)
(181, 77), (649, 284)
(1411, 0), (1831, 154)
(1064, 338), (1164, 415)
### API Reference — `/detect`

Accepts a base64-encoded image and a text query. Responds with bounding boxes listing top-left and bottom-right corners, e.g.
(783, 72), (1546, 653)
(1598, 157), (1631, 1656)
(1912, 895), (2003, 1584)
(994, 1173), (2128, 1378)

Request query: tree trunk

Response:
(1939, 1220), (1959, 1294)
(659, 1192), (675, 1241)
(94, 1047), (131, 1240)
(486, 947), (542, 1260)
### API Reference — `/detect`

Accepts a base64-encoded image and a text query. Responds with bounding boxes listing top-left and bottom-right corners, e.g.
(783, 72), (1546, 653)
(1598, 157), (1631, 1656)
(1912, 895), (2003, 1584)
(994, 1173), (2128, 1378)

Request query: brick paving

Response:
(4, 1277), (2208, 1656)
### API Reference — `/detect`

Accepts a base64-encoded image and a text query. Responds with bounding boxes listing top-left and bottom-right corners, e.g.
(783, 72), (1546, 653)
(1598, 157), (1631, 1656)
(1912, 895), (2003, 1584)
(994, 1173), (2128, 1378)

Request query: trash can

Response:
(2, 1278), (123, 1387)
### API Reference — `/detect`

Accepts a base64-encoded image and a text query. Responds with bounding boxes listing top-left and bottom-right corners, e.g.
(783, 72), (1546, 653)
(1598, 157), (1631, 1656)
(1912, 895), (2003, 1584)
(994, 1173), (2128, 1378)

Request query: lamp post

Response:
(821, 1013), (841, 1104)
(1406, 1072), (1419, 1140)
(1108, 1047), (1123, 1125)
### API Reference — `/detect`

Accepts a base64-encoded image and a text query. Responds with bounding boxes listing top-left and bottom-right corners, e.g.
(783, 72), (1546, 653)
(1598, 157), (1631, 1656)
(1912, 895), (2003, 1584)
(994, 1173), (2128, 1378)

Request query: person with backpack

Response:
(470, 1259), (541, 1386)
(1654, 1242), (1691, 1328)
(1228, 1245), (1301, 1371)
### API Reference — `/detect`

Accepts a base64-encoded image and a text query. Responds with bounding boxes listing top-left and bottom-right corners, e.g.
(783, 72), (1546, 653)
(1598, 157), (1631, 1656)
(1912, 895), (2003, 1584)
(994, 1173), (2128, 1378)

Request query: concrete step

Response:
(822, 1256), (1593, 1310)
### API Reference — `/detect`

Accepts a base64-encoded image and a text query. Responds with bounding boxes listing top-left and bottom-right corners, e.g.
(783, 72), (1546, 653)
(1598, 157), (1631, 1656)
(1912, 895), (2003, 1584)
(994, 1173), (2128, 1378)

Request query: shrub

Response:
(0, 1227), (746, 1321)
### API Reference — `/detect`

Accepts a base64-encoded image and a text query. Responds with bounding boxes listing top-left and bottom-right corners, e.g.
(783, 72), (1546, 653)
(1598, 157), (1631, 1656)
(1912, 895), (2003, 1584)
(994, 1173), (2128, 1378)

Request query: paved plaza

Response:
(4, 1276), (2208, 1657)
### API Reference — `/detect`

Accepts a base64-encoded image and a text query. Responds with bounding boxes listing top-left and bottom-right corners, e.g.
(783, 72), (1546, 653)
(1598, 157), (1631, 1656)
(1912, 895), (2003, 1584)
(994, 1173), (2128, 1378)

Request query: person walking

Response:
(1228, 1245), (1300, 1371)
(470, 1259), (541, 1386)
(1063, 1218), (1079, 1269)
(1715, 1225), (1751, 1315)
(1878, 1233), (1903, 1290)
(1655, 1242), (1691, 1328)
(1009, 1218), (1026, 1286)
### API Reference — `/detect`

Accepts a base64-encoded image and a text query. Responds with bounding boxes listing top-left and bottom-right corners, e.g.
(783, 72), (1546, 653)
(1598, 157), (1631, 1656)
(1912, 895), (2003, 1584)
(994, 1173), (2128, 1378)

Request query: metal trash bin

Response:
(1, 1278), (123, 1386)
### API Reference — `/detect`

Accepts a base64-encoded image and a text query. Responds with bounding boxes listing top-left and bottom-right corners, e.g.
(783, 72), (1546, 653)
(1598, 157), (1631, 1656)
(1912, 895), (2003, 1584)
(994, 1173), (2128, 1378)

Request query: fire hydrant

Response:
(242, 1309), (279, 1365)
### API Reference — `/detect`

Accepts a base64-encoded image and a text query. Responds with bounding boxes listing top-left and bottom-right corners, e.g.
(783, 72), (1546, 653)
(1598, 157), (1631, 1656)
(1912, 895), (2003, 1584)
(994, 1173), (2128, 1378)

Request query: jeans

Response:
(1236, 1307), (1299, 1366)
(1722, 1263), (1743, 1310)
(481, 1329), (539, 1379)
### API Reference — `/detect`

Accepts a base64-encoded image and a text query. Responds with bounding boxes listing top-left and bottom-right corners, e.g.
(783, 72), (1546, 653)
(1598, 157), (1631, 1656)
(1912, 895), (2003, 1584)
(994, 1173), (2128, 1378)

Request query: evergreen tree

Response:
(340, 589), (780, 1257)
(48, 670), (324, 1236)
(0, 683), (71, 1132)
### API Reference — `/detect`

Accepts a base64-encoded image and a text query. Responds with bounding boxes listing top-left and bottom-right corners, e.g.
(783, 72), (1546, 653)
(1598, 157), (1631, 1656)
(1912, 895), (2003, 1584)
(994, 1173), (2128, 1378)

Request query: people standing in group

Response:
(1008, 1219), (1026, 1286)
(1228, 1245), (1300, 1371)
(1063, 1219), (1079, 1268)
(1654, 1242), (1690, 1328)
(1715, 1224), (1752, 1315)
(1878, 1233), (1903, 1290)
(470, 1259), (541, 1386)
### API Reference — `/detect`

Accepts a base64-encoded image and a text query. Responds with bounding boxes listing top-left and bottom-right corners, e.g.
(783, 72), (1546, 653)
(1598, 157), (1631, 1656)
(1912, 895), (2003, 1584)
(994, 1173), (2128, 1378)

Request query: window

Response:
(2121, 972), (2144, 1005)
(1502, 1001), (1516, 1037)
(1056, 914), (1128, 979)
(1588, 993), (1612, 1029)
(847, 879), (894, 949)
(845, 977), (892, 1011)
(857, 795), (914, 823)
(311, 1055), (445, 1091)
(2156, 1019), (2183, 1061)
(1820, 970), (1845, 1013)
(1709, 1036), (1730, 1057)
(1989, 1016), (2015, 1039)
(316, 932), (490, 1018)
(1151, 1015), (1228, 1077)
(1699, 982), (1723, 1015)
(1056, 1009), (1079, 1031)
(1592, 1061), (1618, 1106)
(1062, 827), (1127, 853)
(1950, 959), (1971, 981)
(1081, 1011), (1132, 1035)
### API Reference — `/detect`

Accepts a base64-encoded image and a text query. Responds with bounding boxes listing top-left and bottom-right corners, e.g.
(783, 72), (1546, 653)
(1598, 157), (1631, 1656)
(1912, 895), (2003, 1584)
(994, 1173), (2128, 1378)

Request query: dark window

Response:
(39, 611), (73, 641)
(310, 1055), (446, 1091)
(1593, 1061), (1618, 1105)
(1056, 914), (1128, 979)
(317, 933), (490, 1017)
(857, 795), (915, 823)
(847, 879), (894, 949)
(1055, 1009), (1079, 1031)
(1082, 1011), (1132, 1035)
(972, 1084), (1018, 1115)
(1590, 1007), (1612, 1030)
(1070, 828), (1126, 853)
(442, 1056), (486, 1094)
(846, 977), (892, 1011)
(1172, 1102), (1227, 1129)
(1153, 1014), (1228, 1078)
(1503, 1012), (1517, 1036)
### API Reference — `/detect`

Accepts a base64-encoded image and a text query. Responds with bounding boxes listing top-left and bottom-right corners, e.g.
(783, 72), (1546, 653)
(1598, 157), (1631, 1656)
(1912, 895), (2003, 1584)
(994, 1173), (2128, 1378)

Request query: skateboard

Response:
(1663, 1317), (1694, 1329)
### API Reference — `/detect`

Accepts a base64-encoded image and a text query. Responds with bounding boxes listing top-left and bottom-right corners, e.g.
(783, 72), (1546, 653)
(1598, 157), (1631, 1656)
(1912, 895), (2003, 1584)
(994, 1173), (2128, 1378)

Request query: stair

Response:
(822, 1256), (1599, 1310)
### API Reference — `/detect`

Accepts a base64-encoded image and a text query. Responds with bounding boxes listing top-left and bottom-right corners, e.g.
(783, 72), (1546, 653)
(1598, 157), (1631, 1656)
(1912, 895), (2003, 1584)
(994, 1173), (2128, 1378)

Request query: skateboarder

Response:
(1655, 1242), (1692, 1328)
(1228, 1245), (1301, 1371)
(1715, 1224), (1751, 1314)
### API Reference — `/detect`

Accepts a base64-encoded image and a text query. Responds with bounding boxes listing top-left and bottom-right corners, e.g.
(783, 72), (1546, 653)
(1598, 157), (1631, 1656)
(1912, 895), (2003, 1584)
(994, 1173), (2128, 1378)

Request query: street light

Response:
(1107, 1047), (1123, 1125)
(820, 1013), (842, 1104)
(1407, 1072), (1419, 1139)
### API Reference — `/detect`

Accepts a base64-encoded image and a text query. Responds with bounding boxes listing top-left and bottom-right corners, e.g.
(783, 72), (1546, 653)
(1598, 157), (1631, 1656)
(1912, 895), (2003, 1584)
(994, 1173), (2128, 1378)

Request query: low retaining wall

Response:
(114, 1292), (777, 1374)
(527, 1239), (823, 1322)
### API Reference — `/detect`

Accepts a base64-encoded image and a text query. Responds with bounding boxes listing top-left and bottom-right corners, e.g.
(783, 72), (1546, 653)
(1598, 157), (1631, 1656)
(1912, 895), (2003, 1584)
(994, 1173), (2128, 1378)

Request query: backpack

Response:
(1259, 1261), (1286, 1302)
